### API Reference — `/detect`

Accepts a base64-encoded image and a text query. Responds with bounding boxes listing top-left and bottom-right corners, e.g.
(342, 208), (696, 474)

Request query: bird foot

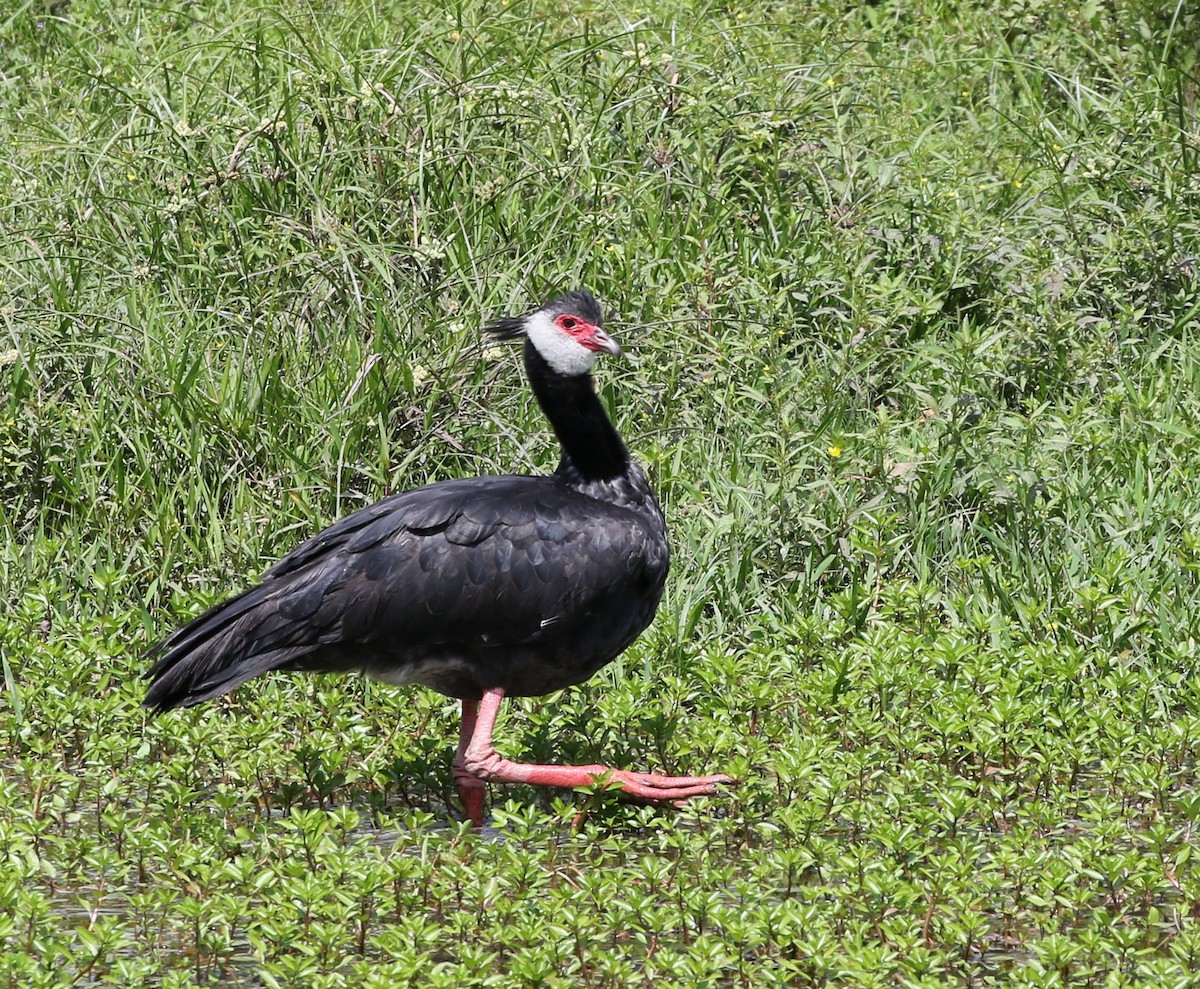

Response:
(454, 748), (731, 825)
(452, 690), (731, 828)
(563, 766), (733, 803)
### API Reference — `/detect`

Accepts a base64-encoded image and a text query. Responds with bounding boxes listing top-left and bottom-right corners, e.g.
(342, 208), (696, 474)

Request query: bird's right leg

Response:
(458, 687), (731, 809)
(452, 698), (487, 827)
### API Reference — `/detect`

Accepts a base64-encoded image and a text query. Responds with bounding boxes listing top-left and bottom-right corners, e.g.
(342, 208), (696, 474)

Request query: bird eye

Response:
(560, 317), (577, 330)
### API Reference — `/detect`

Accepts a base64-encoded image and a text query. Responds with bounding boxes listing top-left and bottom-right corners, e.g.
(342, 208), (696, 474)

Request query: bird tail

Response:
(142, 579), (327, 713)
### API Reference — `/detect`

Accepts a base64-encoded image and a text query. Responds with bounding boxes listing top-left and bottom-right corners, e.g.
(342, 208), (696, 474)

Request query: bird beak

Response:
(591, 328), (621, 357)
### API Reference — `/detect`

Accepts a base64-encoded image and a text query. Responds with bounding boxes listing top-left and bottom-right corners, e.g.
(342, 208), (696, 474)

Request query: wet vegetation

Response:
(2, 0), (1200, 984)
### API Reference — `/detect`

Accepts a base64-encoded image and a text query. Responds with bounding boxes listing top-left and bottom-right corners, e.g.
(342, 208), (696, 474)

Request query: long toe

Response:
(605, 769), (733, 802)
(462, 750), (732, 803)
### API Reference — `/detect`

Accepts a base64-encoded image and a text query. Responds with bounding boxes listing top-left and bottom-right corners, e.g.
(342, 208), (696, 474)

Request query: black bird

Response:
(143, 289), (730, 825)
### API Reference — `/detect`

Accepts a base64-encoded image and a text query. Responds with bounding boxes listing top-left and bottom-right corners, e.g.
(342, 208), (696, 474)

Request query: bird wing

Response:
(269, 474), (664, 649)
(143, 475), (664, 708)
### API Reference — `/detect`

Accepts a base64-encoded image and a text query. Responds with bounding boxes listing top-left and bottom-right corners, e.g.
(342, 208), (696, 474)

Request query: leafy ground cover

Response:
(2, 0), (1199, 984)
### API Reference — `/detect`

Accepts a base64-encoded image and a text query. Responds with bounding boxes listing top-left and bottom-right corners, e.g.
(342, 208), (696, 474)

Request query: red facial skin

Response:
(554, 314), (621, 356)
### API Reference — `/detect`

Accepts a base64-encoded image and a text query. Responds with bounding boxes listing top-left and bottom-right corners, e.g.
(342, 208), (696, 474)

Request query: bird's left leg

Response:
(458, 686), (731, 807)
(452, 698), (487, 827)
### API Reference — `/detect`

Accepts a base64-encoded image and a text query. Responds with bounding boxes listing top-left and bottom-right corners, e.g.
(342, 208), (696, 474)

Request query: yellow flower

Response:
(828, 445), (842, 458)
(450, 30), (460, 41)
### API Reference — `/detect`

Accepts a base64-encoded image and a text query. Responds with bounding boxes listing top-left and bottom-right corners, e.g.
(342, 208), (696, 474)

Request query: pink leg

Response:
(455, 687), (731, 811)
(453, 699), (487, 827)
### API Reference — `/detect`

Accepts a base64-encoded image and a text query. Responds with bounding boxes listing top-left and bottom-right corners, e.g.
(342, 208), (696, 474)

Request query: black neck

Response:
(523, 341), (630, 483)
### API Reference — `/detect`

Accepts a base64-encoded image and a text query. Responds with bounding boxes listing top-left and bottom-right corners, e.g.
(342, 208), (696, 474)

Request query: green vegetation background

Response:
(2, 0), (1199, 985)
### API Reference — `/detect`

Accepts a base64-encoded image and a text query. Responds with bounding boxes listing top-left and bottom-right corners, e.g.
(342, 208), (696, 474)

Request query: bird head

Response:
(487, 289), (620, 376)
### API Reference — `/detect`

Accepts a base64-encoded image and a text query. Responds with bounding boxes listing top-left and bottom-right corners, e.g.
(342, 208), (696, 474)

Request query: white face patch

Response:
(524, 311), (597, 376)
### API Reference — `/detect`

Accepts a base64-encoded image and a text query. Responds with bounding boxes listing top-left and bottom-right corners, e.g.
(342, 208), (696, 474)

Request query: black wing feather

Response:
(143, 474), (665, 710)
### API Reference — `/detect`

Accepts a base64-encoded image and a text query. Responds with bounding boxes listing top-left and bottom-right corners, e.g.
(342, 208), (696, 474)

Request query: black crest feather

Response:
(485, 314), (527, 340)
(544, 289), (603, 326)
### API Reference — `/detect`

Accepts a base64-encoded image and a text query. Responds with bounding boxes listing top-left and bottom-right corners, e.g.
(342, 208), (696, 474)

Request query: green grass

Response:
(3, 0), (1200, 984)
